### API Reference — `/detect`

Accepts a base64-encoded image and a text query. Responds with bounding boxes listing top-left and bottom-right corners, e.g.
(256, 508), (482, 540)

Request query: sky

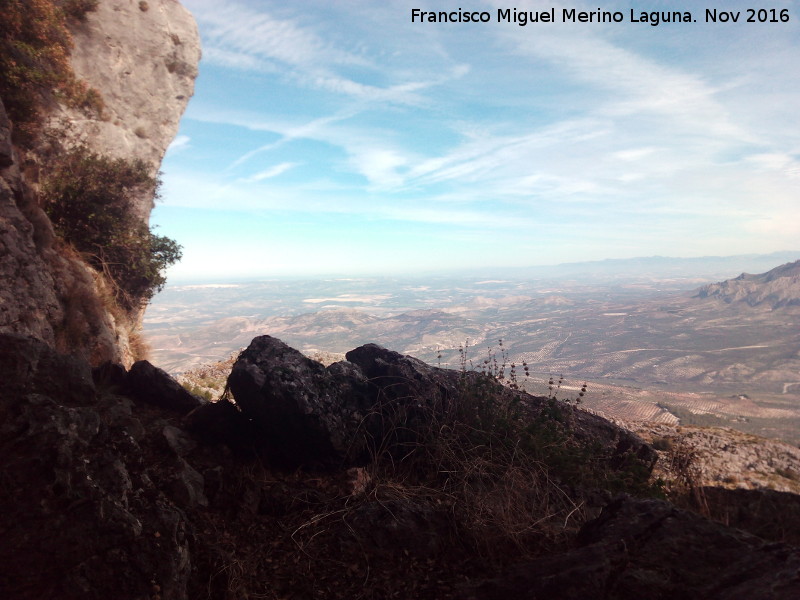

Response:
(154, 0), (800, 281)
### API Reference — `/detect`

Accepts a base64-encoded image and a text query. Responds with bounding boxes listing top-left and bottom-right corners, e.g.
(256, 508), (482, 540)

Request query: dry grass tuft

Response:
(351, 370), (634, 563)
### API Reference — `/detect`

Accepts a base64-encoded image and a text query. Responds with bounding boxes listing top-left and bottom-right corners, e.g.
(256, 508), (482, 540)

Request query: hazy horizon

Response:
(156, 249), (800, 285)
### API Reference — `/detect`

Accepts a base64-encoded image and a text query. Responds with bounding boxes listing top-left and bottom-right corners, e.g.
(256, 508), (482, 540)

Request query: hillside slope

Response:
(695, 259), (800, 308)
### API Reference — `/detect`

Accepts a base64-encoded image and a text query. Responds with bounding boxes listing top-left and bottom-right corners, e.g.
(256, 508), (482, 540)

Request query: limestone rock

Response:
(163, 424), (198, 457)
(0, 333), (95, 408)
(0, 100), (13, 168)
(169, 458), (208, 508)
(0, 335), (194, 599)
(700, 486), (800, 546)
(3, 333), (800, 599)
(0, 100), (64, 350)
(184, 396), (258, 455)
(637, 422), (800, 494)
(347, 343), (657, 470)
(57, 0), (200, 175)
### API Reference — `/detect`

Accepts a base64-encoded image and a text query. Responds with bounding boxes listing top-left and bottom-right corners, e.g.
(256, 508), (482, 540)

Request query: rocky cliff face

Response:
(57, 0), (199, 184)
(0, 0), (199, 365)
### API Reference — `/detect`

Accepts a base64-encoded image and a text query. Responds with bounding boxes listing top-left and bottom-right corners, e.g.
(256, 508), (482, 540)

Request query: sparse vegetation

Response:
(354, 356), (659, 560)
(0, 0), (102, 145)
(651, 436), (674, 451)
(42, 145), (182, 311)
(178, 354), (239, 401)
(659, 437), (708, 514)
(183, 382), (212, 402)
(461, 339), (588, 404)
(191, 351), (661, 596)
(128, 327), (151, 361)
(52, 251), (109, 355)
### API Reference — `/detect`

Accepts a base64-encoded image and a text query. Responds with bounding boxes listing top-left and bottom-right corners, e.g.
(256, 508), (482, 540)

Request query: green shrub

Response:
(183, 383), (212, 402)
(651, 436), (674, 452)
(0, 0), (101, 144)
(43, 146), (182, 310)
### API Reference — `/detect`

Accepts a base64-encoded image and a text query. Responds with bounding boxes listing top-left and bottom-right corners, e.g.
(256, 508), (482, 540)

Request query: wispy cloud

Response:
(163, 1), (800, 277)
(166, 135), (191, 154)
(239, 162), (299, 183)
(201, 47), (276, 72)
(188, 0), (364, 68)
(185, 0), (460, 106)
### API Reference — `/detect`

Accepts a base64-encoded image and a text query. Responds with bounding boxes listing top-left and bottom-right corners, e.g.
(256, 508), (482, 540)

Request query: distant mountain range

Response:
(695, 260), (800, 308)
(472, 251), (800, 281)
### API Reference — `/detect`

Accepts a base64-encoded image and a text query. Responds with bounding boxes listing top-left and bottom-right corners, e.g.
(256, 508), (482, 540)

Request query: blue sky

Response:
(155, 0), (800, 281)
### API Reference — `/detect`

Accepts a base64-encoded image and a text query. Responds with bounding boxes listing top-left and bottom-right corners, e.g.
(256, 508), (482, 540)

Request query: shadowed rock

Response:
(463, 495), (800, 600)
(222, 335), (373, 467)
(127, 360), (202, 414)
(0, 333), (95, 407)
(0, 335), (195, 599)
(2, 333), (799, 599)
(0, 99), (13, 168)
(206, 336), (656, 472)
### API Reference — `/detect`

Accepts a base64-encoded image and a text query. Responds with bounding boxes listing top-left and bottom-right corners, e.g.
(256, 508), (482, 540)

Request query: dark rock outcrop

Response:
(0, 334), (196, 599)
(220, 335), (374, 466)
(0, 98), (13, 168)
(200, 336), (656, 471)
(184, 395), (257, 454)
(127, 359), (203, 415)
(465, 495), (800, 600)
(0, 333), (95, 407)
(3, 332), (799, 599)
(346, 342), (471, 405)
(700, 486), (800, 546)
(340, 498), (455, 558)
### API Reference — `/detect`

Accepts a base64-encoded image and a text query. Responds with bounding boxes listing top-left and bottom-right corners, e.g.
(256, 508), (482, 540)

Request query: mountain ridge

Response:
(695, 259), (800, 308)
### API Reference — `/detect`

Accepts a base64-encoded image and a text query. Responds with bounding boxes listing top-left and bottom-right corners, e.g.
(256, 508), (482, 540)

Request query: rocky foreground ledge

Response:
(188, 335), (656, 469)
(1, 333), (798, 599)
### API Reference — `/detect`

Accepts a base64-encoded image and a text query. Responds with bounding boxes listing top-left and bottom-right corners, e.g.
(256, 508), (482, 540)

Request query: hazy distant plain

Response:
(145, 254), (800, 443)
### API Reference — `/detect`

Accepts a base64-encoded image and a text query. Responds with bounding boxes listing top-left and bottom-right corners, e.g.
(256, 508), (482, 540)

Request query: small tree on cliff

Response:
(43, 145), (182, 311)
